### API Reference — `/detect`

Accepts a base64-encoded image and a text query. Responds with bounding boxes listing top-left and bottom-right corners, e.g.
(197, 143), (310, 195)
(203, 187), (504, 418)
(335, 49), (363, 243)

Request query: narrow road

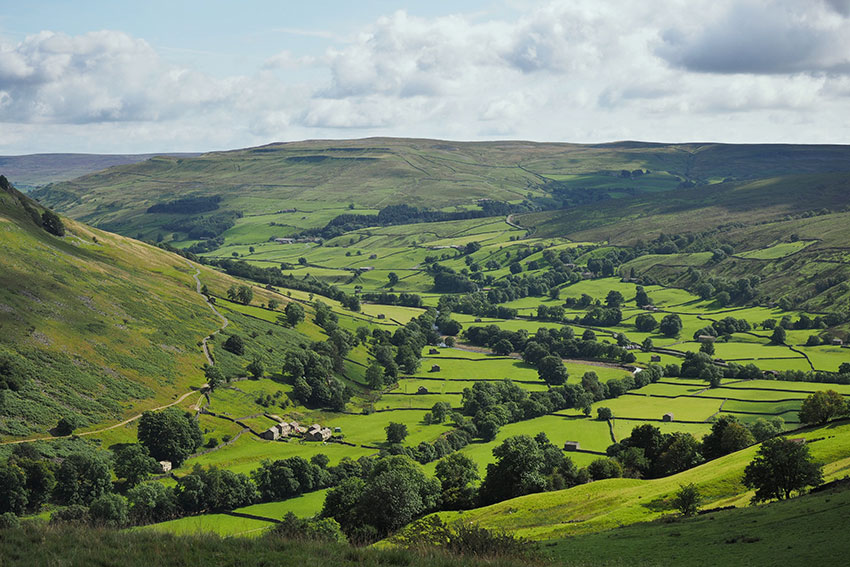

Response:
(0, 261), (227, 446)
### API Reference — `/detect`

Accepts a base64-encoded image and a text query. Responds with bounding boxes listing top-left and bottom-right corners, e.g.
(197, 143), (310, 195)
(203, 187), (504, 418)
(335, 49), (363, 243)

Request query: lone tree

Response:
(284, 302), (305, 327)
(659, 314), (683, 337)
(537, 355), (569, 386)
(770, 326), (787, 345)
(137, 408), (203, 467)
(798, 390), (849, 425)
(41, 210), (65, 236)
(223, 334), (245, 355)
(743, 437), (823, 502)
(673, 483), (702, 517)
(385, 422), (409, 444)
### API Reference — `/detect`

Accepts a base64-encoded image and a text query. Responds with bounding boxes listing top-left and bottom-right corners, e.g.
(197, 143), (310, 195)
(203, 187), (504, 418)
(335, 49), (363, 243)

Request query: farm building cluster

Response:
(260, 421), (333, 442)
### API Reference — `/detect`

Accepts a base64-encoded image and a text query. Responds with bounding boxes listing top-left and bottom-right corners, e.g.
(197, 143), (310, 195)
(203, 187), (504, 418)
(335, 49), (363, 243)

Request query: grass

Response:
(428, 419), (850, 541)
(735, 240), (816, 259)
(234, 489), (330, 519)
(544, 481), (850, 566)
(1, 523), (538, 567)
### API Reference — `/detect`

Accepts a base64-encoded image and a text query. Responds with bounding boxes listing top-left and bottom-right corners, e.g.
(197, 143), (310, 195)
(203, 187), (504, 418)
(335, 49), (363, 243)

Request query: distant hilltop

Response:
(0, 152), (201, 190)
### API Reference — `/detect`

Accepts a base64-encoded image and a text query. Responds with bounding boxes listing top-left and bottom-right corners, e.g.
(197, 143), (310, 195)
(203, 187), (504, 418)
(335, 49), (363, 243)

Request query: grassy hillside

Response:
(0, 177), (255, 438)
(30, 139), (850, 244)
(427, 419), (850, 541)
(546, 478), (850, 566)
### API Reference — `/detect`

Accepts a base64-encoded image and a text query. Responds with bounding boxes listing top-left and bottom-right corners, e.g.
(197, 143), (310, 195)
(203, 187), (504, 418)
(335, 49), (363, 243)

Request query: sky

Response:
(0, 0), (849, 154)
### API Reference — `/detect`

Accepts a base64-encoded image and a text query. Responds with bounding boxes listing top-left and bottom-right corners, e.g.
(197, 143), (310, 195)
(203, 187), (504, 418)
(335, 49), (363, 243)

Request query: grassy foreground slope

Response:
(547, 479), (850, 567)
(431, 419), (850, 541)
(0, 177), (226, 438)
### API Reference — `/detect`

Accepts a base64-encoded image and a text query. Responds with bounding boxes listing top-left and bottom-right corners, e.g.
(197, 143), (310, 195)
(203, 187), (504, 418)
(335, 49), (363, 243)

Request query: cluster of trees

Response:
(381, 423), (474, 467)
(205, 258), (354, 306)
(225, 284), (254, 305)
(455, 368), (665, 443)
(41, 210), (66, 237)
(312, 201), (529, 239)
(360, 292), (424, 308)
(163, 211), (241, 239)
(284, 345), (351, 411)
(429, 264), (477, 293)
(464, 324), (636, 366)
(693, 316), (751, 340)
(362, 310), (443, 390)
(437, 292), (518, 319)
(146, 195), (222, 214)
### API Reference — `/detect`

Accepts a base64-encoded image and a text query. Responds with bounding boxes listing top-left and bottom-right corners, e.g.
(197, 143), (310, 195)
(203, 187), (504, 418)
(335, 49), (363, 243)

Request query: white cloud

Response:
(656, 0), (850, 75)
(2, 1), (850, 154)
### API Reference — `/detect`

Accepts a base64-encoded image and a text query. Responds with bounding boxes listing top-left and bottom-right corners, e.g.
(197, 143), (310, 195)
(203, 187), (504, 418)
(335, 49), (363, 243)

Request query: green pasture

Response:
(723, 379), (850, 395)
(183, 434), (374, 476)
(611, 419), (712, 442)
(321, 410), (453, 447)
(377, 392), (463, 411)
(138, 513), (273, 537)
(797, 345), (850, 372)
(425, 415), (615, 478)
(234, 489), (329, 520)
(736, 240), (816, 259)
(584, 394), (722, 423)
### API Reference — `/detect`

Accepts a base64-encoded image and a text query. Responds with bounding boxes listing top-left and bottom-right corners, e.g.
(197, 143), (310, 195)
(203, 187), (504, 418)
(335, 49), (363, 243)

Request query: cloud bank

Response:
(1, 0), (849, 153)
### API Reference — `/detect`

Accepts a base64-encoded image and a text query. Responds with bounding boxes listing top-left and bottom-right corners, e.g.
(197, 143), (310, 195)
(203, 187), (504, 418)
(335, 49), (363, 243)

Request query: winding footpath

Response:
(187, 260), (229, 365)
(0, 261), (228, 446)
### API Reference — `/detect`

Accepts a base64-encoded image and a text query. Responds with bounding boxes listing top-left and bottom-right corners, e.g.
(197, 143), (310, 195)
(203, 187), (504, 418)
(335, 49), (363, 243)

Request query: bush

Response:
(88, 494), (129, 527)
(223, 335), (245, 356)
(0, 512), (20, 529)
(672, 483), (701, 517)
(55, 416), (81, 436)
(268, 512), (346, 543)
(50, 505), (89, 525)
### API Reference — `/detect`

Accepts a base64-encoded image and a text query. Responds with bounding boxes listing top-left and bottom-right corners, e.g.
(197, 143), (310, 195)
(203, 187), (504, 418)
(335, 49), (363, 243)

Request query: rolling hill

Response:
(29, 139), (850, 244)
(0, 152), (200, 191)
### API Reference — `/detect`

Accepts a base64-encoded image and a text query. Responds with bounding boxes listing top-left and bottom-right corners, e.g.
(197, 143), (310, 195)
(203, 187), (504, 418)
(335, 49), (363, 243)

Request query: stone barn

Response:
(260, 426), (280, 441)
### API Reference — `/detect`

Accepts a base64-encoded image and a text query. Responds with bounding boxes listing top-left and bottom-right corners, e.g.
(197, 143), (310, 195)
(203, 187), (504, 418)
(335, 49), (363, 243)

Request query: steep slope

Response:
(0, 176), (224, 438)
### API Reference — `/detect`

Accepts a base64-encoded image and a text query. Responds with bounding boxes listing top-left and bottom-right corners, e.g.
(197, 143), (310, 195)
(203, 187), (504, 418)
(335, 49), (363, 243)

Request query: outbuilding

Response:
(260, 426), (280, 441)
